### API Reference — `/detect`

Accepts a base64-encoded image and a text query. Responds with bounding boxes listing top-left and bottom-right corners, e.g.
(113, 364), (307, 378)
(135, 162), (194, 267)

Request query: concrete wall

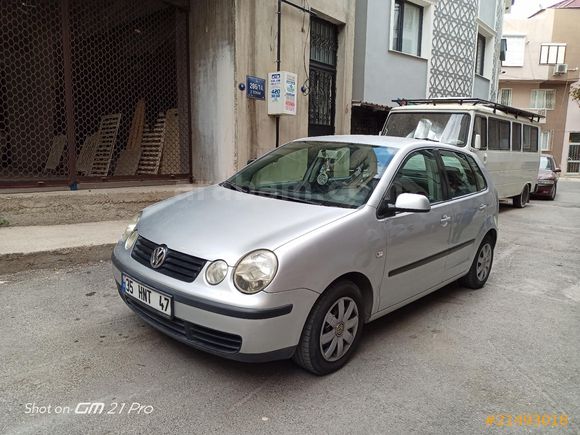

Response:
(352, 0), (368, 102)
(478, 0), (496, 29)
(473, 75), (491, 99)
(189, 0), (236, 184)
(233, 0), (354, 173)
(562, 85), (580, 173)
(502, 11), (554, 82)
(355, 0), (429, 106)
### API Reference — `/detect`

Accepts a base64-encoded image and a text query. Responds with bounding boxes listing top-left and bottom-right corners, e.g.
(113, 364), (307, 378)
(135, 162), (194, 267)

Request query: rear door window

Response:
(438, 150), (479, 198)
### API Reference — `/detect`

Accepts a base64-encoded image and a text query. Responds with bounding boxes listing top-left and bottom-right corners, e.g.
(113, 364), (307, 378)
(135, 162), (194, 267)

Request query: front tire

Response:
(461, 237), (494, 289)
(513, 184), (530, 208)
(293, 280), (364, 375)
(548, 183), (557, 201)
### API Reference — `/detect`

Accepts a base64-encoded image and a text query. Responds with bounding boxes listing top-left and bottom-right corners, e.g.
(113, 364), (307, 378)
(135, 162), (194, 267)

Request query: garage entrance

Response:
(0, 0), (191, 189)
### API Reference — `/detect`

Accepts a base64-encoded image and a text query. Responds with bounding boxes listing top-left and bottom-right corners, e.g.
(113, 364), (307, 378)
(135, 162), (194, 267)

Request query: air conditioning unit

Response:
(554, 63), (568, 75)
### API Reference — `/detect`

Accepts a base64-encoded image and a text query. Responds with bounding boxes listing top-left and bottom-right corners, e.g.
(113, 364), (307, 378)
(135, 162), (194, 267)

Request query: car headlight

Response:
(206, 260), (228, 285)
(538, 179), (555, 185)
(233, 250), (278, 294)
(124, 230), (139, 250)
(121, 212), (142, 242)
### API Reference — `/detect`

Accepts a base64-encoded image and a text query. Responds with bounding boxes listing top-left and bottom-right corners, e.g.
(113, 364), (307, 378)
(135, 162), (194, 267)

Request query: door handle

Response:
(479, 203), (487, 210)
(440, 215), (451, 226)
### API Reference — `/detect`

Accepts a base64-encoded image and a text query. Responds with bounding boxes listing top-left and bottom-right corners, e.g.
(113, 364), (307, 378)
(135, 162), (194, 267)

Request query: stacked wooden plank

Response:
(89, 113), (122, 176)
(137, 112), (167, 175)
(160, 108), (179, 174)
(44, 135), (67, 172)
(76, 133), (100, 175)
(115, 100), (145, 176)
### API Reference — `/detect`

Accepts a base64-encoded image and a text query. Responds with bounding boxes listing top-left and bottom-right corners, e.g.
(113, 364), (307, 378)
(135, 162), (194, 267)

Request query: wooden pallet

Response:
(89, 113), (122, 176)
(114, 146), (141, 176)
(44, 135), (67, 171)
(137, 113), (166, 175)
(76, 133), (100, 175)
(160, 108), (179, 174)
(127, 99), (145, 150)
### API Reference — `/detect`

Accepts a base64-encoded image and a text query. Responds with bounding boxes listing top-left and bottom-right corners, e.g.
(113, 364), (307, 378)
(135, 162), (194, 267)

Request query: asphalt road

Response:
(1, 180), (579, 435)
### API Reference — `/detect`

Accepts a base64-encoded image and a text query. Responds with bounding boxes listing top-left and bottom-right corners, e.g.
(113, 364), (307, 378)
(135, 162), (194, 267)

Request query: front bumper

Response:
(112, 245), (318, 362)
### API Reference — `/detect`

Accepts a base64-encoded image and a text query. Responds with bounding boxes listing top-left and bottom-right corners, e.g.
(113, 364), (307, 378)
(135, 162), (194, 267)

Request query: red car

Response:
(533, 155), (561, 200)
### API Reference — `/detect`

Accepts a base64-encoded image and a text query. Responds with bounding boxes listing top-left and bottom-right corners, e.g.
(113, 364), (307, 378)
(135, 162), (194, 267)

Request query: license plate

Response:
(122, 274), (173, 318)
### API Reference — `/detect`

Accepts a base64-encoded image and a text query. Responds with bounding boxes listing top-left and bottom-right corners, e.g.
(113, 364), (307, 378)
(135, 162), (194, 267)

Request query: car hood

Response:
(137, 185), (356, 264)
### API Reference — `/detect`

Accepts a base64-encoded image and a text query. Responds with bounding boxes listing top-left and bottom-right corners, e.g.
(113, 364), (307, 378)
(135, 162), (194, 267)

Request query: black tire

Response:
(548, 183), (557, 201)
(293, 280), (364, 376)
(513, 184), (530, 208)
(461, 237), (495, 289)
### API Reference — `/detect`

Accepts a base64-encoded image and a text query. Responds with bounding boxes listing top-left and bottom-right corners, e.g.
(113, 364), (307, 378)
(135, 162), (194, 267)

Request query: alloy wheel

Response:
(476, 243), (493, 281)
(319, 297), (359, 362)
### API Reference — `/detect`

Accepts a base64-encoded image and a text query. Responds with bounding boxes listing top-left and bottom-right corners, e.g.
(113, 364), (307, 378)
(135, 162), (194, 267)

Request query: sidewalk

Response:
(0, 220), (127, 275)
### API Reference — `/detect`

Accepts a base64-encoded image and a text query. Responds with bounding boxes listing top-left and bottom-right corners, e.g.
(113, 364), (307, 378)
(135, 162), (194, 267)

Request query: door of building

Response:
(567, 133), (580, 173)
(308, 18), (338, 137)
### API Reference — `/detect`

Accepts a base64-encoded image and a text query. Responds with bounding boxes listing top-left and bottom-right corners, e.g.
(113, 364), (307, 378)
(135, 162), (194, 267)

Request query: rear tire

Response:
(461, 237), (494, 289)
(293, 280), (364, 376)
(513, 184), (530, 208)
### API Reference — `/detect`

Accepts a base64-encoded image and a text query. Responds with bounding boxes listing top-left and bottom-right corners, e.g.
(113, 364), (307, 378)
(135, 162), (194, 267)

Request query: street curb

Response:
(0, 244), (115, 275)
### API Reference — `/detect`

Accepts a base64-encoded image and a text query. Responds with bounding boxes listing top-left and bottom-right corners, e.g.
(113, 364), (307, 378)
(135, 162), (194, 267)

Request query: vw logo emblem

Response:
(150, 246), (168, 269)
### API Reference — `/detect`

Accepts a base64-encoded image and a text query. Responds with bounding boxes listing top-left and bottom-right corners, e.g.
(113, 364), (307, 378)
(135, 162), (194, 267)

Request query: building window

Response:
(530, 89), (555, 110)
(502, 35), (525, 67)
(392, 0), (423, 57)
(499, 88), (512, 106)
(540, 130), (552, 151)
(475, 33), (486, 76)
(539, 44), (566, 65)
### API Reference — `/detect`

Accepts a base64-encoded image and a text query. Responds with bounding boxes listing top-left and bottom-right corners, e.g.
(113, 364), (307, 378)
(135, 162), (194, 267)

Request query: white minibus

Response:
(381, 98), (542, 207)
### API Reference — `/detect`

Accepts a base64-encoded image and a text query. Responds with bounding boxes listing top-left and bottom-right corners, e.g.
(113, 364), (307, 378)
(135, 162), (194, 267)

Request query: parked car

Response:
(533, 154), (561, 200)
(112, 135), (499, 375)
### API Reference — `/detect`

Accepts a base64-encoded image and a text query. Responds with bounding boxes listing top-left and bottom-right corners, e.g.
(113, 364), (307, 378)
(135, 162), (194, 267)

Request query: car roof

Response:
(294, 135), (426, 149)
(293, 134), (472, 153)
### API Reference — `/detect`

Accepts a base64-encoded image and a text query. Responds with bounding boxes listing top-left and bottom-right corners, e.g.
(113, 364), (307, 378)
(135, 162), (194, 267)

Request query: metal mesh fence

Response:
(0, 0), (190, 188)
(0, 0), (68, 181)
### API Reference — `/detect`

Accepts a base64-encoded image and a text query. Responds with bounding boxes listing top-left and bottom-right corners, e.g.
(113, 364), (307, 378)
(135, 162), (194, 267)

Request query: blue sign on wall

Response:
(246, 75), (266, 100)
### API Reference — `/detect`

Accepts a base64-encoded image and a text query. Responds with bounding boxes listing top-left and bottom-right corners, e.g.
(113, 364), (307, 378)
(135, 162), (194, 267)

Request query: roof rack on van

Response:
(391, 98), (544, 123)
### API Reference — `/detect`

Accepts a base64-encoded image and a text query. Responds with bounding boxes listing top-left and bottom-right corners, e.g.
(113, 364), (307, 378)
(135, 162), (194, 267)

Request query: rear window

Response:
(523, 125), (539, 152)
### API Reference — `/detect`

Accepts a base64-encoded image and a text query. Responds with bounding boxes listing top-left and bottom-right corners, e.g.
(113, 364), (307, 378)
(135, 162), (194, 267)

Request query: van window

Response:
(488, 118), (510, 151)
(512, 122), (522, 151)
(472, 115), (487, 150)
(523, 125), (539, 152)
(439, 150), (478, 198)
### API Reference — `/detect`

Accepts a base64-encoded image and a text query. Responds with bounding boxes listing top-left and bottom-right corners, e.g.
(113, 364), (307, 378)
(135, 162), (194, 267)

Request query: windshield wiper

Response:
(248, 189), (320, 205)
(415, 137), (440, 143)
(220, 180), (248, 193)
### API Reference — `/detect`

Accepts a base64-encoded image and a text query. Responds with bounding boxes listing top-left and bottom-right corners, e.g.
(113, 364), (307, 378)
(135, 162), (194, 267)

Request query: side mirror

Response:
(394, 193), (431, 213)
(554, 168), (561, 173)
(474, 134), (482, 150)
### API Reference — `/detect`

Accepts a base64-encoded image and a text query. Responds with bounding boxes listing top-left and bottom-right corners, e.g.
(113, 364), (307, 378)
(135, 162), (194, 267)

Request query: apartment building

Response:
(500, 0), (580, 174)
(351, 0), (512, 134)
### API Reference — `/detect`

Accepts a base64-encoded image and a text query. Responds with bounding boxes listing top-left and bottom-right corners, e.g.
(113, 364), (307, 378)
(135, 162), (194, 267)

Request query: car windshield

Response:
(540, 156), (553, 170)
(223, 141), (398, 208)
(383, 112), (470, 147)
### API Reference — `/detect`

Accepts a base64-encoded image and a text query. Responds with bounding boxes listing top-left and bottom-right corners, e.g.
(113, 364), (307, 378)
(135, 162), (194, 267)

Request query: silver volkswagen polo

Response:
(112, 135), (498, 375)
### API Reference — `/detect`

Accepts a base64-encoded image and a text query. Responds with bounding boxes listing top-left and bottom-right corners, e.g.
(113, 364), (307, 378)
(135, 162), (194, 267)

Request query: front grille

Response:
(131, 236), (206, 283)
(126, 297), (242, 353)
